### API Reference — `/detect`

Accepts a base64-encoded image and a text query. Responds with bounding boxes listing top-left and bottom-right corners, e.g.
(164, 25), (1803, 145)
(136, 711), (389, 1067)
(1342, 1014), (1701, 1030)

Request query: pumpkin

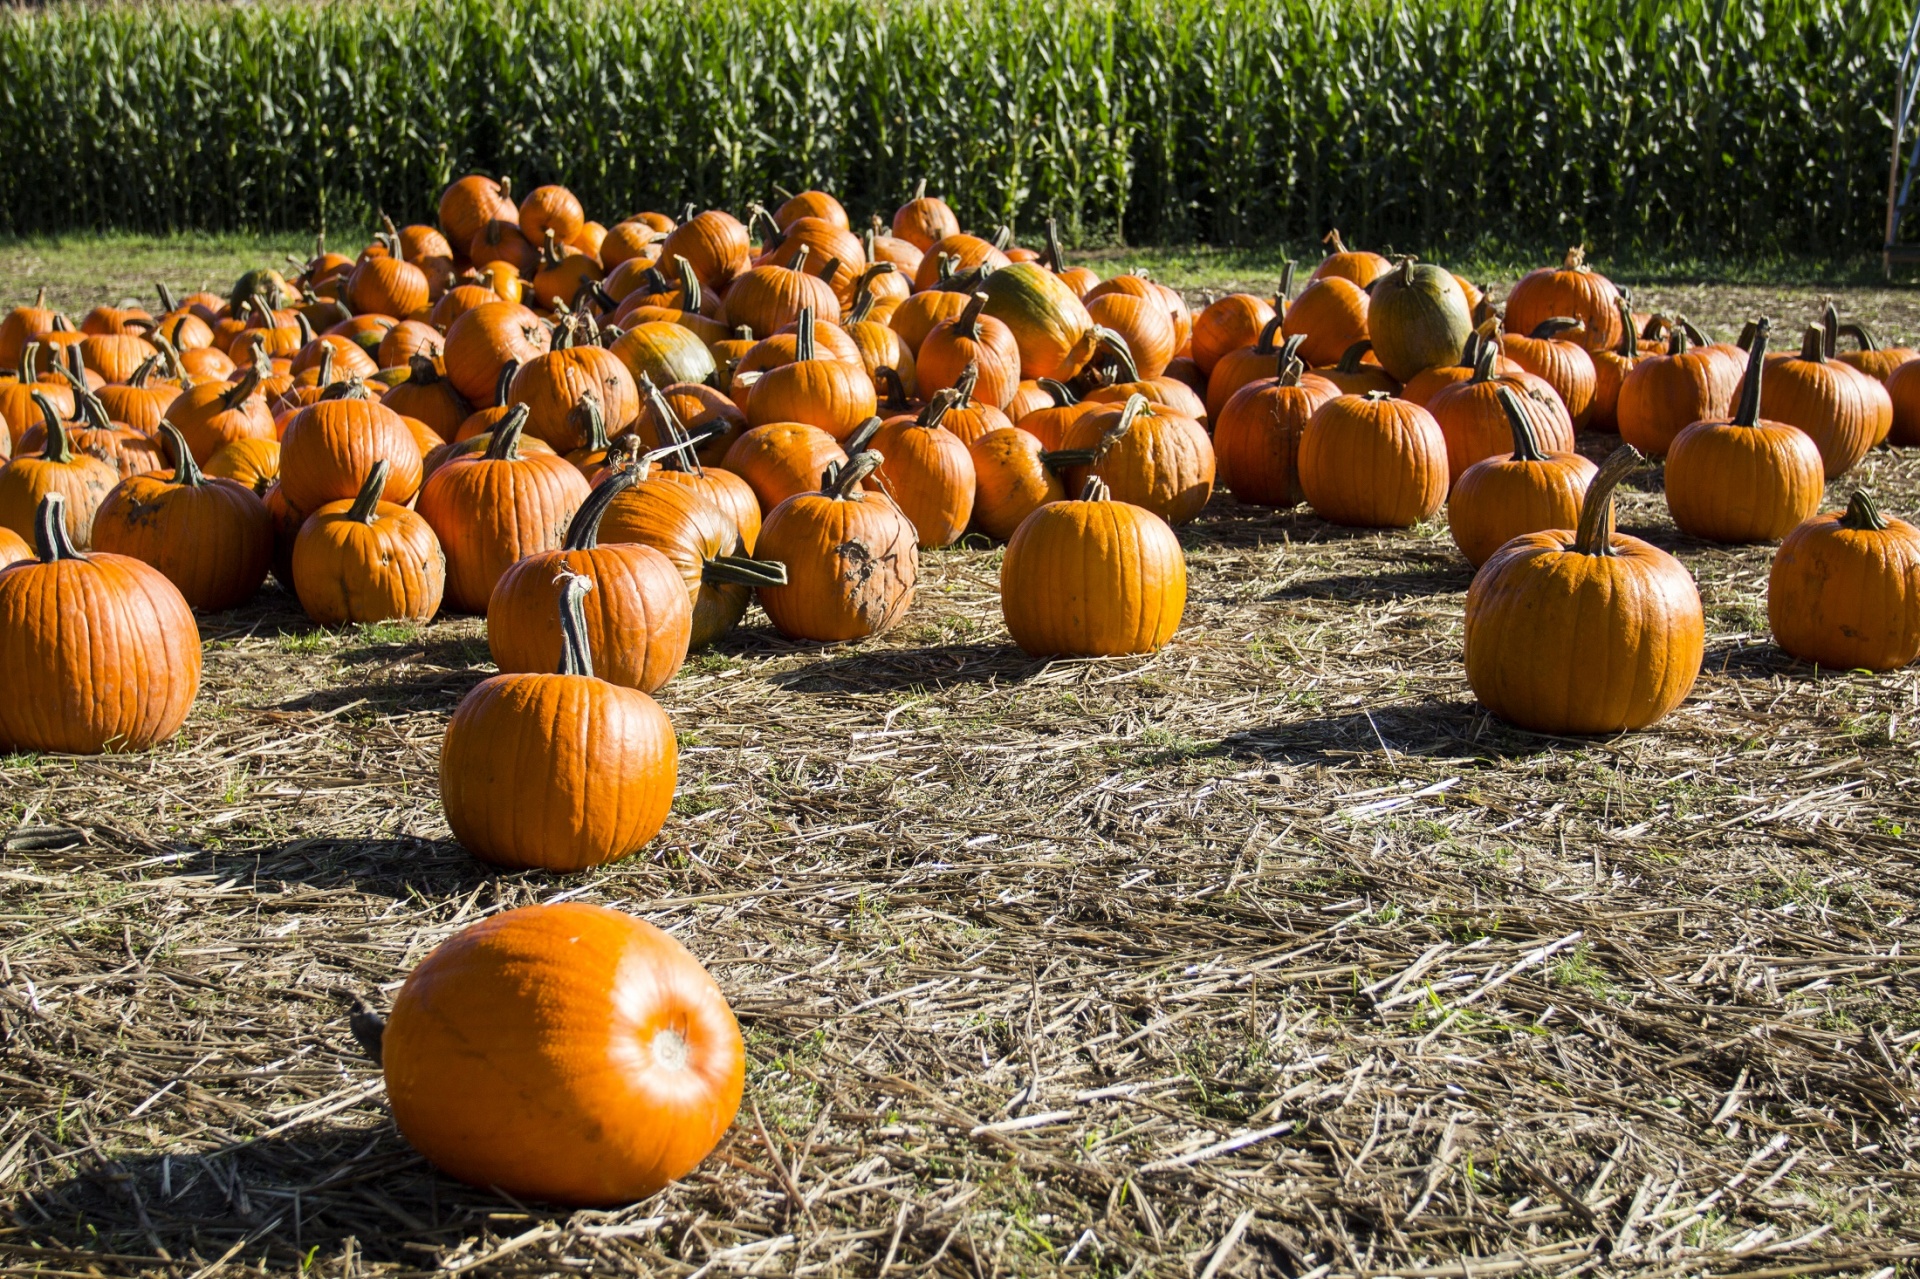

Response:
(634, 411), (765, 553)
(661, 210), (753, 291)
(1366, 257), (1473, 382)
(78, 332), (158, 384)
(279, 384), (424, 513)
(720, 420), (849, 515)
(509, 326), (640, 452)
(204, 436), (280, 495)
(489, 468), (692, 693)
(89, 423), (270, 610)
(892, 180), (962, 252)
(1768, 491), (1920, 671)
(1427, 343), (1576, 485)
(470, 218), (542, 280)
(163, 363), (277, 464)
(1616, 319), (1737, 459)
(927, 366), (1015, 446)
(762, 216), (866, 306)
(0, 393), (121, 547)
(1885, 357), (1920, 447)
(0, 289), (61, 368)
(429, 283), (504, 331)
(0, 492), (201, 753)
(378, 319), (444, 369)
(721, 245), (841, 339)
(1311, 230), (1390, 288)
(1279, 277), (1369, 369)
(416, 404), (591, 613)
(599, 220), (662, 272)
(381, 356), (472, 442)
(610, 320), (717, 392)
(888, 289), (971, 357)
(1299, 392), (1448, 528)
(1828, 316), (1915, 385)
(48, 392), (168, 479)
(1192, 293), (1278, 376)
(911, 229), (1012, 292)
(1204, 321), (1293, 420)
(1759, 323), (1892, 479)
(1001, 475), (1185, 657)
(844, 269), (918, 396)
(968, 426), (1069, 541)
(1085, 289), (1175, 381)
(634, 379), (748, 470)
(0, 525), (25, 568)
(1501, 318), (1596, 428)
(977, 261), (1099, 382)
(866, 390), (976, 547)
(291, 460), (445, 625)
(1310, 339), (1398, 398)
(262, 481), (302, 588)
(382, 900), (742, 1205)
(745, 311), (876, 440)
(1213, 350), (1338, 508)
(917, 292), (1021, 409)
(444, 302), (551, 406)
(1666, 319), (1824, 545)
(1053, 392), (1214, 527)
(1465, 445), (1704, 732)
(1588, 296), (1642, 434)
(517, 183), (585, 248)
(397, 223), (456, 292)
(1014, 377), (1094, 450)
(348, 254), (430, 319)
(756, 451), (917, 642)
(439, 174), (516, 250)
(596, 461), (786, 648)
(1446, 387), (1597, 568)
(1504, 246), (1623, 353)
(0, 347), (75, 445)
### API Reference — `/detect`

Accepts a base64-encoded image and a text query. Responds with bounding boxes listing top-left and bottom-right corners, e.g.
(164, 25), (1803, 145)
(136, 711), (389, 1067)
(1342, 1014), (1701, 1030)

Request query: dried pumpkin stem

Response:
(843, 416), (884, 455)
(485, 404), (531, 460)
(1078, 475), (1112, 502)
(794, 307), (817, 363)
(221, 365), (263, 412)
(562, 462), (633, 551)
(1611, 296), (1637, 359)
(1841, 491), (1891, 532)
(1573, 444), (1644, 557)
(827, 448), (884, 498)
(345, 461), (391, 523)
(1332, 338), (1371, 375)
(704, 554), (789, 588)
(1278, 260), (1296, 306)
(1529, 317), (1582, 341)
(555, 573), (596, 679)
(1252, 313), (1285, 354)
(1044, 216), (1066, 274)
(1095, 394), (1150, 457)
(1493, 387), (1547, 462)
(29, 391), (73, 464)
(954, 292), (988, 340)
(31, 492), (81, 562)
(1037, 378), (1077, 408)
(1797, 324), (1826, 364)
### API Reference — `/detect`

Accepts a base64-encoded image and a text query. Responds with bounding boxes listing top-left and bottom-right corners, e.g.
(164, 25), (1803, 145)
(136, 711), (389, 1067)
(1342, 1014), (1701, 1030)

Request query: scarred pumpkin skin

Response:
(0, 493), (202, 754)
(383, 901), (743, 1207)
(1001, 476), (1186, 657)
(756, 453), (918, 642)
(1465, 446), (1704, 734)
(1768, 492), (1920, 672)
(91, 425), (272, 611)
(293, 462), (446, 626)
(442, 578), (678, 872)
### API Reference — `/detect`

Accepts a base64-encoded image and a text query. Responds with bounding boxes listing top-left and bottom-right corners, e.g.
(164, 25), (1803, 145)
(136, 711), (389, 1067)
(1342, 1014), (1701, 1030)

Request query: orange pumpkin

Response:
(892, 181), (962, 252)
(1280, 276), (1370, 368)
(1192, 293), (1278, 376)
(756, 452), (918, 642)
(1427, 343), (1576, 486)
(278, 385), (424, 513)
(1758, 323), (1893, 479)
(1001, 476), (1186, 657)
(1213, 351), (1338, 508)
(1504, 246), (1623, 353)
(1054, 393), (1214, 527)
(1616, 318), (1738, 459)
(509, 326), (640, 452)
(91, 423), (272, 610)
(292, 460), (446, 625)
(917, 292), (1021, 409)
(0, 392), (121, 546)
(444, 302), (552, 407)
(968, 426), (1068, 541)
(1446, 387), (1597, 568)
(1768, 491), (1920, 671)
(1299, 392), (1448, 528)
(720, 420), (849, 516)
(744, 311), (876, 440)
(866, 391), (976, 547)
(1311, 230), (1390, 288)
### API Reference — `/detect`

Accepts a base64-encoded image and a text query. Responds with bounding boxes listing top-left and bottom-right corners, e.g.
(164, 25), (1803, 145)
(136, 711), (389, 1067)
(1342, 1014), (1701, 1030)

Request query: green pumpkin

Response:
(1367, 258), (1472, 382)
(229, 268), (295, 313)
(978, 262), (1098, 382)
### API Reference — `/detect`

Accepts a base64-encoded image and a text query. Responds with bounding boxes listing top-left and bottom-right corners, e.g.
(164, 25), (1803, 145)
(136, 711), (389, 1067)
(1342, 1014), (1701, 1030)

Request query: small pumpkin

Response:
(439, 174), (517, 250)
(382, 901), (743, 1205)
(756, 451), (918, 642)
(1204, 320), (1293, 420)
(1827, 314), (1915, 385)
(381, 356), (473, 442)
(721, 244), (841, 339)
(1213, 350), (1338, 508)
(1446, 387), (1597, 568)
(292, 460), (446, 625)
(1310, 230), (1390, 288)
(204, 436), (281, 495)
(1001, 475), (1186, 657)
(1759, 323), (1893, 479)
(444, 302), (552, 407)
(609, 320), (717, 392)
(163, 363), (276, 464)
(1313, 339), (1400, 397)
(887, 289), (971, 357)
(91, 424), (271, 610)
(1085, 289), (1175, 381)
(1299, 392), (1448, 529)
(1768, 491), (1920, 671)
(721, 420), (849, 515)
(95, 355), (181, 435)
(1280, 276), (1369, 369)
(1192, 293), (1278, 376)
(0, 492), (201, 753)
(1465, 445), (1704, 733)
(1666, 318), (1824, 545)
(892, 181), (962, 253)
(1885, 356), (1920, 447)
(866, 391), (977, 547)
(1366, 257), (1473, 382)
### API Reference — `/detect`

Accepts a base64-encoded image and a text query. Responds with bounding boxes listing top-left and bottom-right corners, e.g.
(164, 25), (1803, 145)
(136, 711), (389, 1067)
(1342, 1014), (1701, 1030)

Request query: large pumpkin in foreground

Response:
(383, 901), (744, 1206)
(1465, 445), (1704, 734)
(442, 575), (677, 870)
(0, 492), (202, 753)
(1001, 476), (1186, 657)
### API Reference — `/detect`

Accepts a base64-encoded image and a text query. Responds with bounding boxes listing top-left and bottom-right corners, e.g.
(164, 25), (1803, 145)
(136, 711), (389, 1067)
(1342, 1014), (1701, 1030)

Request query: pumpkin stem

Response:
(1561, 245), (1587, 272)
(953, 292), (988, 340)
(154, 422), (203, 486)
(874, 365), (913, 412)
(785, 244), (812, 275)
(554, 573), (597, 679)
(936, 254), (955, 283)
(954, 360), (980, 405)
(1837, 321), (1882, 352)
(562, 460), (633, 551)
(485, 404), (531, 460)
(843, 415), (884, 455)
(1493, 387), (1548, 463)
(1840, 490), (1891, 532)
(1333, 338), (1372, 374)
(848, 264), (894, 325)
(1664, 319), (1692, 357)
(1528, 317), (1582, 341)
(1094, 393), (1150, 457)
(31, 492), (82, 563)
(493, 359), (520, 406)
(29, 391), (73, 464)
(1731, 318), (1770, 428)
(319, 375), (370, 402)
(911, 178), (928, 202)
(1820, 300), (1839, 359)
(991, 225), (1013, 253)
(1797, 324), (1827, 364)
(818, 256), (841, 284)
(1467, 339), (1499, 384)
(222, 365), (263, 412)
(1277, 355), (1306, 388)
(1077, 475), (1112, 502)
(1094, 328), (1140, 384)
(1252, 313), (1285, 354)
(918, 387), (958, 430)
(1038, 377), (1077, 408)
(1321, 229), (1347, 259)
(794, 307), (817, 363)
(1572, 444), (1644, 557)
(1612, 296), (1637, 359)
(342, 460), (390, 523)
(1679, 318), (1709, 348)
(1279, 260), (1296, 306)
(1390, 255), (1416, 288)
(128, 353), (160, 388)
(704, 553), (789, 588)
(826, 447), (884, 498)
(1044, 216), (1066, 274)
(642, 377), (705, 474)
(574, 391), (608, 453)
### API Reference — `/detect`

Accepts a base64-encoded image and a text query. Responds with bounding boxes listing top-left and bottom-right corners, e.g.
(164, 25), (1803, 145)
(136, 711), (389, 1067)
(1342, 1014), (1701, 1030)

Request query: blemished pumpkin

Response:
(382, 901), (743, 1206)
(1446, 387), (1597, 568)
(1758, 323), (1893, 479)
(1299, 391), (1448, 528)
(1001, 476), (1186, 657)
(1768, 491), (1920, 671)
(1465, 445), (1705, 733)
(292, 460), (446, 626)
(1053, 393), (1214, 527)
(442, 574), (678, 871)
(611, 320), (718, 393)
(977, 261), (1100, 382)
(488, 467), (693, 693)
(416, 404), (591, 613)
(0, 392), (121, 548)
(1366, 257), (1473, 383)
(967, 426), (1068, 541)
(866, 391), (977, 547)
(1502, 246), (1623, 353)
(1616, 318), (1737, 459)
(755, 451), (918, 642)
(1666, 318), (1824, 544)
(91, 424), (272, 610)
(0, 492), (201, 753)
(1213, 351), (1339, 508)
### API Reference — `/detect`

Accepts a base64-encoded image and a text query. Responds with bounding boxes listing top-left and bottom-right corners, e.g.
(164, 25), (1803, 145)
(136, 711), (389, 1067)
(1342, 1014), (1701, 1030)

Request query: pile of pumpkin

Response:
(2, 181), (1919, 1210)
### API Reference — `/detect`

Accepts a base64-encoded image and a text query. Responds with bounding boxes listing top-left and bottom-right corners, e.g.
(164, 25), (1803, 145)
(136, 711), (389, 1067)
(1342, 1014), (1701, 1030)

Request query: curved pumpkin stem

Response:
(825, 447), (884, 498)
(1093, 394), (1150, 458)
(1572, 444), (1644, 557)
(29, 391), (73, 464)
(1467, 339), (1500, 384)
(843, 415), (884, 455)
(953, 361), (981, 406)
(1094, 329), (1140, 384)
(1321, 229), (1348, 259)
(1037, 377), (1077, 408)
(641, 377), (705, 474)
(873, 366), (913, 412)
(1611, 297), (1637, 359)
(128, 353), (161, 388)
(222, 364), (263, 412)
(563, 458), (634, 550)
(1664, 319), (1693, 358)
(953, 292), (988, 341)
(493, 359), (521, 407)
(555, 572), (597, 679)
(1493, 387), (1548, 463)
(573, 391), (608, 453)
(1332, 338), (1372, 375)
(1820, 300), (1838, 360)
(1529, 317), (1582, 342)
(704, 553), (789, 588)
(1077, 475), (1112, 502)
(847, 263), (895, 325)
(785, 244), (812, 275)
(990, 226), (1014, 253)
(1731, 318), (1770, 428)
(31, 492), (82, 562)
(1278, 260), (1296, 308)
(485, 404), (531, 460)
(1840, 490), (1891, 532)
(1252, 313), (1285, 355)
(1044, 216), (1066, 274)
(1837, 321), (1884, 352)
(156, 282), (177, 313)
(917, 387), (959, 431)
(345, 461), (391, 523)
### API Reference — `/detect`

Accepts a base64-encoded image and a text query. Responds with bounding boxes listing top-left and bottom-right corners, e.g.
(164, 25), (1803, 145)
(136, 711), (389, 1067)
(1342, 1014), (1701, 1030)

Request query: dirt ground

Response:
(3, 270), (1919, 1278)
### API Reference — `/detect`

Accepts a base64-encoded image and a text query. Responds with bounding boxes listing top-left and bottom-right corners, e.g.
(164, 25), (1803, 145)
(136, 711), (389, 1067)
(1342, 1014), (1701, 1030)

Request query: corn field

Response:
(0, 0), (1901, 254)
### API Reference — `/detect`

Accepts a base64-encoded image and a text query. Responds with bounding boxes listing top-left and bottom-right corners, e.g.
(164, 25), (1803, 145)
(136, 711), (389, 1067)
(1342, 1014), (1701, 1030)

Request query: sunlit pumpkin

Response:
(1768, 491), (1920, 671)
(1001, 476), (1186, 657)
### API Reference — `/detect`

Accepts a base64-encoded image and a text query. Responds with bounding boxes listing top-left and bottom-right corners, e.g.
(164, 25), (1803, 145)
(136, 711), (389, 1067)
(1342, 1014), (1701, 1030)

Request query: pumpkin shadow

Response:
(161, 837), (492, 898)
(1174, 499), (1435, 551)
(193, 584), (320, 642)
(766, 641), (1043, 693)
(269, 666), (489, 716)
(1209, 699), (1573, 765)
(1265, 557), (1473, 604)
(1704, 639), (1834, 682)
